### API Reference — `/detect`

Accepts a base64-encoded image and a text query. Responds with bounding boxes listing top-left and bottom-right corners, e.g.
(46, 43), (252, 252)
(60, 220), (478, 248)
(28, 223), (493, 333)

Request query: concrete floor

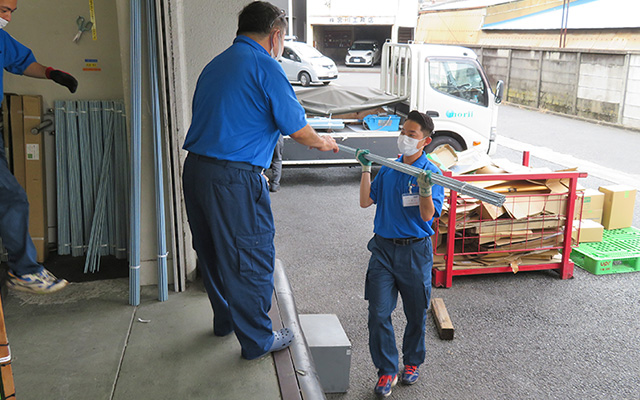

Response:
(3, 279), (283, 400)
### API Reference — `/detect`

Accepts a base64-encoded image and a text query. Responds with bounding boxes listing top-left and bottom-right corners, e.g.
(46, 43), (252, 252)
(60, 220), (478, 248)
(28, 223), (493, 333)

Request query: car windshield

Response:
(350, 42), (375, 51)
(294, 44), (324, 58)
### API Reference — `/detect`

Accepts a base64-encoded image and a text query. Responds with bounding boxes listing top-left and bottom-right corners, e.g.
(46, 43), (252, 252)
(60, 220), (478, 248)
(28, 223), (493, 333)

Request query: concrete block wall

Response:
(622, 55), (640, 129)
(474, 45), (640, 130)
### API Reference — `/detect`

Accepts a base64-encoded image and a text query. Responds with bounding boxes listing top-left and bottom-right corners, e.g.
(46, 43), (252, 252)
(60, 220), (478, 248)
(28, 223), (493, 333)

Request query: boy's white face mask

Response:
(397, 134), (424, 157)
(0, 17), (9, 30)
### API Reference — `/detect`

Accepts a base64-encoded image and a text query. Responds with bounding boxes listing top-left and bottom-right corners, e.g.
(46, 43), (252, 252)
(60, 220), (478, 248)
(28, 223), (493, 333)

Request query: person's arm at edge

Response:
(289, 124), (339, 152)
(419, 194), (435, 222)
(22, 62), (48, 79)
(360, 171), (374, 208)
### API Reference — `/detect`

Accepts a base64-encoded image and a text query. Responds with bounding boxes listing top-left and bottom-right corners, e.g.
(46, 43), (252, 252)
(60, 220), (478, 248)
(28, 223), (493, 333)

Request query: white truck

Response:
(283, 41), (504, 166)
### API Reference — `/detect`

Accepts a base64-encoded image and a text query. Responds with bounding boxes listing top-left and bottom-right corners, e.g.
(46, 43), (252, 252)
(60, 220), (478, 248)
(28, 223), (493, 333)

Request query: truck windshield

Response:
(429, 59), (487, 106)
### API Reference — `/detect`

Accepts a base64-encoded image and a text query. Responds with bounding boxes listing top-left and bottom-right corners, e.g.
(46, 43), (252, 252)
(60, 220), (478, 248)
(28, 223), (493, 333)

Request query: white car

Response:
(345, 40), (381, 67)
(279, 41), (338, 87)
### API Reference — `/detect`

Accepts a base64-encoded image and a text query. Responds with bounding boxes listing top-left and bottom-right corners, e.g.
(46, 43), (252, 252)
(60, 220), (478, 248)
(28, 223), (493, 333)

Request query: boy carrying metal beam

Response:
(356, 110), (444, 398)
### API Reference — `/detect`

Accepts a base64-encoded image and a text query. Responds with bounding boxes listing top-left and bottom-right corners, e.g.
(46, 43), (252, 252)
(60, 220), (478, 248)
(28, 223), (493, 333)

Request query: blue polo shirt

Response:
(370, 153), (445, 238)
(0, 29), (37, 96)
(183, 35), (307, 169)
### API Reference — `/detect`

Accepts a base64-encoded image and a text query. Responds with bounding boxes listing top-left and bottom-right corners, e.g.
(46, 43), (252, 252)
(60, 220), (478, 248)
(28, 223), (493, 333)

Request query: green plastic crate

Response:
(570, 227), (640, 275)
(602, 226), (640, 241)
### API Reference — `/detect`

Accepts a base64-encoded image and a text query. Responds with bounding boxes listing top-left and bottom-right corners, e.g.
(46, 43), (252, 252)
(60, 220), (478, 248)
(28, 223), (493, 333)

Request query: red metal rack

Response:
(432, 170), (588, 288)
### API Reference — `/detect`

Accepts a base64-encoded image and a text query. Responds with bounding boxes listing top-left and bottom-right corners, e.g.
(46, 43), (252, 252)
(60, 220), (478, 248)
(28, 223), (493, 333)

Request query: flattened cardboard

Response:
(448, 147), (492, 175)
(22, 95), (48, 262)
(599, 185), (636, 230)
(486, 180), (549, 194)
(502, 195), (546, 219)
(474, 165), (506, 175)
(479, 201), (505, 220)
(9, 94), (25, 189)
(469, 215), (565, 235)
(431, 144), (458, 169)
(478, 230), (533, 245)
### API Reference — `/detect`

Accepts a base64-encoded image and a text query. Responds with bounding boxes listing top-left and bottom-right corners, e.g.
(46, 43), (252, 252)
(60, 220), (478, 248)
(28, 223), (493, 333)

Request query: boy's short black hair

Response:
(237, 1), (287, 36)
(407, 110), (434, 137)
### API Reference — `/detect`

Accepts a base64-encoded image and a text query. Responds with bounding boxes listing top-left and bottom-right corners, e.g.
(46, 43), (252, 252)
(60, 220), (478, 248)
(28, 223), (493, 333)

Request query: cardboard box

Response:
(599, 185), (636, 230)
(22, 95), (48, 262)
(9, 94), (26, 188)
(572, 219), (604, 243)
(577, 188), (604, 223)
(429, 144), (458, 170)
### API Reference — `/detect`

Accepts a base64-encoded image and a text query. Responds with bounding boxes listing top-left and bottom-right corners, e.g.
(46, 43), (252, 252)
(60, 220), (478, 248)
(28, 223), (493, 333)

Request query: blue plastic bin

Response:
(363, 114), (400, 131)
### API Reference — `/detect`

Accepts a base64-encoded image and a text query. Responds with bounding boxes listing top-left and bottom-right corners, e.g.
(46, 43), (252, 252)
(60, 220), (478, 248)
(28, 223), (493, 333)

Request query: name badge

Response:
(402, 193), (419, 207)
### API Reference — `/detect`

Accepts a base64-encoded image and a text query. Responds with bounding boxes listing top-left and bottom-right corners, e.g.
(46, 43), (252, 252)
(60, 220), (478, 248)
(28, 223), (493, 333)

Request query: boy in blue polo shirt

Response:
(356, 110), (444, 397)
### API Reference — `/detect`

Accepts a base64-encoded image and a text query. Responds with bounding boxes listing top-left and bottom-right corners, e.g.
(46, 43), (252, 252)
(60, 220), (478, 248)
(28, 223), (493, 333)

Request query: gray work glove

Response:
(417, 170), (432, 197)
(356, 148), (372, 173)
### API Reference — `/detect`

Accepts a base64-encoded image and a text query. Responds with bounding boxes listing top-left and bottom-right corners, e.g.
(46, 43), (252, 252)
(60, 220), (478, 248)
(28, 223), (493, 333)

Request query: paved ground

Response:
(271, 164), (640, 400)
(270, 105), (640, 399)
(3, 280), (283, 400)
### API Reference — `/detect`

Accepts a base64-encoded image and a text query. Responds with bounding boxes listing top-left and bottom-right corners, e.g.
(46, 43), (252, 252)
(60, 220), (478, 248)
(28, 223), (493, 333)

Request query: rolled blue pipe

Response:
(129, 0), (142, 306)
(77, 101), (94, 247)
(146, 0), (169, 302)
(65, 101), (84, 257)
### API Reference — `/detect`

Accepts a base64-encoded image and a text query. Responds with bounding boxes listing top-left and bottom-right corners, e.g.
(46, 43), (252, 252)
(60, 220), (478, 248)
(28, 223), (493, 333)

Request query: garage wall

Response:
(307, 0), (417, 62)
(4, 0), (124, 247)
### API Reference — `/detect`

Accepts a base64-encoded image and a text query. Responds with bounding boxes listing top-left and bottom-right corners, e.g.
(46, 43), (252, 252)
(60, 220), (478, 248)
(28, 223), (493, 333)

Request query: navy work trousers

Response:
(183, 153), (276, 360)
(0, 133), (42, 276)
(365, 234), (433, 376)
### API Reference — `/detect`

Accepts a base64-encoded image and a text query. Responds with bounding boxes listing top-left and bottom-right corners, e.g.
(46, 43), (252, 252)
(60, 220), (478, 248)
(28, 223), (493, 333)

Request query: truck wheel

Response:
(299, 72), (311, 87)
(424, 135), (464, 154)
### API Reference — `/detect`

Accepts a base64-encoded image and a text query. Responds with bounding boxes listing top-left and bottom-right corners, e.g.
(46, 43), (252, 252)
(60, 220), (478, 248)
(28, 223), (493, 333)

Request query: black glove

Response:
(45, 67), (78, 93)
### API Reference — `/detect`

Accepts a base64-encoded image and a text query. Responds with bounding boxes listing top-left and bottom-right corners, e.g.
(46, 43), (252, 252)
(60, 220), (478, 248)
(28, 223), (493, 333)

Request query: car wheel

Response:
(424, 135), (464, 154)
(299, 72), (311, 87)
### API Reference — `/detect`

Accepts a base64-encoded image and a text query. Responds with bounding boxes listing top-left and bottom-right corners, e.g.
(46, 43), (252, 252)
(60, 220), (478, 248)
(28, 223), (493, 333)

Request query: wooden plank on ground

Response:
(431, 298), (455, 340)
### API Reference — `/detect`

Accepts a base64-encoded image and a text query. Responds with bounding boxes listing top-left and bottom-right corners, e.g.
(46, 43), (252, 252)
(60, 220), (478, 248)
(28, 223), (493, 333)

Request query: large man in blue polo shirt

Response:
(357, 111), (444, 397)
(1, 0), (78, 294)
(182, 1), (338, 360)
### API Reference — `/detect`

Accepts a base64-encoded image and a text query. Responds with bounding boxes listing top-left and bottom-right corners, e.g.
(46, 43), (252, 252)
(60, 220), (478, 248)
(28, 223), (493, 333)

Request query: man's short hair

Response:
(407, 110), (434, 137)
(237, 1), (287, 36)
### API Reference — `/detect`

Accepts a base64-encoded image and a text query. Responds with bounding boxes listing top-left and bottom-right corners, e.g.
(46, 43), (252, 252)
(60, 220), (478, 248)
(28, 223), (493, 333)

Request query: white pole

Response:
(288, 0), (293, 37)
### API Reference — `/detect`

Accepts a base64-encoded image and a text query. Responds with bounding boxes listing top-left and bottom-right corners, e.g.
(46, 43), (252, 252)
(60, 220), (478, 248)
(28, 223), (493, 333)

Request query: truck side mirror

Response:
(495, 80), (504, 104)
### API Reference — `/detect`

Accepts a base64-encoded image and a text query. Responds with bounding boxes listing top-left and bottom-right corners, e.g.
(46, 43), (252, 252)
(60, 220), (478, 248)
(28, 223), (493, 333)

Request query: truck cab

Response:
(381, 42), (504, 155)
(283, 42), (504, 166)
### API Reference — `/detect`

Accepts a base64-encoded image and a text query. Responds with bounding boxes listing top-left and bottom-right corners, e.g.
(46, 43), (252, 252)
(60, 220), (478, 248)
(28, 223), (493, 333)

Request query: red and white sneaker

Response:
(401, 365), (419, 385)
(374, 374), (397, 397)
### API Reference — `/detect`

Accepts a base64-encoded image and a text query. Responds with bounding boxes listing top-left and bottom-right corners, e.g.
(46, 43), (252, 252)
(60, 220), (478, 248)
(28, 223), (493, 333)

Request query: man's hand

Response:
(417, 170), (432, 197)
(45, 67), (78, 93)
(317, 134), (339, 153)
(356, 148), (372, 173)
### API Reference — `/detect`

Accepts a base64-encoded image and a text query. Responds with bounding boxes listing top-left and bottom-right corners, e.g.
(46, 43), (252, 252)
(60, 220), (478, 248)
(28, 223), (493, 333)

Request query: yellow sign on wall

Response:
(89, 0), (97, 40)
